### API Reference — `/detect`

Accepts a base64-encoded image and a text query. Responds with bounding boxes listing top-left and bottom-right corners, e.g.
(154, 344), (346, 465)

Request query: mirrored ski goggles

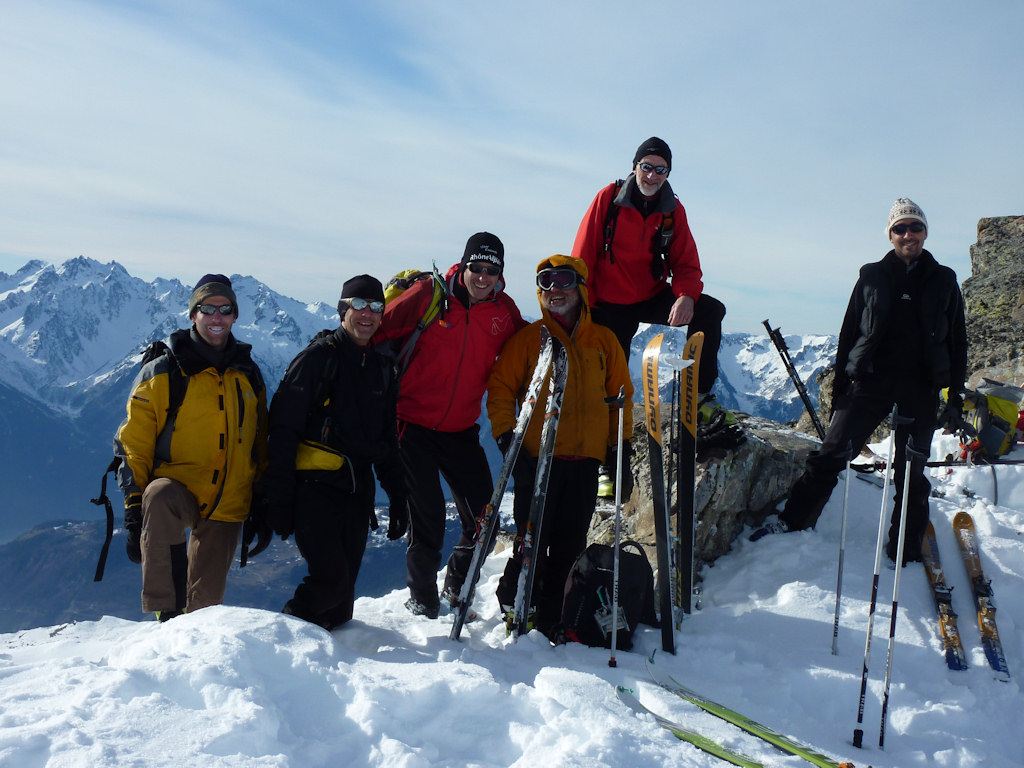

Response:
(637, 161), (669, 175)
(890, 222), (925, 235)
(196, 303), (235, 316)
(467, 261), (501, 277)
(536, 268), (583, 292)
(343, 297), (384, 313)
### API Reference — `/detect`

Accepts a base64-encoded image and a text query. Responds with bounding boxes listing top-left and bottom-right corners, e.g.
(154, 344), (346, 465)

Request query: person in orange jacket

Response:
(487, 255), (633, 639)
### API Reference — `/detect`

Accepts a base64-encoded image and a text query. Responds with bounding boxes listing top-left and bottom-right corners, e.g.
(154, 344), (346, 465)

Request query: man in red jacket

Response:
(377, 233), (527, 618)
(571, 137), (733, 491)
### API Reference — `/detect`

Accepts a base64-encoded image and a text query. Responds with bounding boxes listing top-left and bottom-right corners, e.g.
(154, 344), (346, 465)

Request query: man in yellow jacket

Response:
(487, 255), (633, 639)
(115, 274), (268, 621)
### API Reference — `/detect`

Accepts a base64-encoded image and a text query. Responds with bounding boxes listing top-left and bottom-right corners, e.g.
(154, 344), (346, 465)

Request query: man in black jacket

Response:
(259, 275), (409, 630)
(753, 198), (967, 563)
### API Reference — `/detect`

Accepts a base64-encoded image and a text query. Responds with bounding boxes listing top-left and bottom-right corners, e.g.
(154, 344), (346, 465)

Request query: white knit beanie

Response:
(887, 198), (928, 235)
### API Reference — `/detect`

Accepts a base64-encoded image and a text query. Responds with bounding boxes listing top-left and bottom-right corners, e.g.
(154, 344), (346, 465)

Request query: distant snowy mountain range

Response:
(0, 257), (836, 543)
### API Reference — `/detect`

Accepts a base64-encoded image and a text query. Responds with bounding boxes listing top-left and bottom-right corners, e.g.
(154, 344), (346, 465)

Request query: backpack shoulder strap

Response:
(601, 179), (626, 264)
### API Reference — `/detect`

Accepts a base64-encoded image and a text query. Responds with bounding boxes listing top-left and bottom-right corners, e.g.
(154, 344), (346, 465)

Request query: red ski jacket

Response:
(571, 175), (703, 306)
(377, 263), (526, 433)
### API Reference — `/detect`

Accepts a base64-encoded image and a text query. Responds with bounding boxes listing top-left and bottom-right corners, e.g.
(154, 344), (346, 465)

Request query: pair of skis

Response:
(641, 332), (702, 654)
(449, 327), (560, 641)
(921, 510), (1010, 679)
(617, 653), (856, 768)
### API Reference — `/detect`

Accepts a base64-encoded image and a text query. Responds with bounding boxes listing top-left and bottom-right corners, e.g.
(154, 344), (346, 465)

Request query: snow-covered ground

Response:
(2, 435), (1022, 768)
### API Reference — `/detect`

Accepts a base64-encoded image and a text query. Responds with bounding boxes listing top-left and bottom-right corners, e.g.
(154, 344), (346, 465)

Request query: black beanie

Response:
(337, 274), (385, 317)
(460, 232), (504, 273)
(633, 137), (672, 172)
(189, 274), (238, 318)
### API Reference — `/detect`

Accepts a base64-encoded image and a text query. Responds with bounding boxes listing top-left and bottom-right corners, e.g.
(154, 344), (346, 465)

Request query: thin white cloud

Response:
(0, 1), (1021, 333)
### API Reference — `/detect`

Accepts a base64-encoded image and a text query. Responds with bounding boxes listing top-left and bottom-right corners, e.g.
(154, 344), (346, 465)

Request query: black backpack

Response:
(560, 540), (658, 650)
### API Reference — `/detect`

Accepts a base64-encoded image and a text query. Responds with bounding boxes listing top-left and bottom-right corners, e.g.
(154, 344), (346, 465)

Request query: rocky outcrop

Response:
(588, 408), (819, 582)
(963, 216), (1024, 386)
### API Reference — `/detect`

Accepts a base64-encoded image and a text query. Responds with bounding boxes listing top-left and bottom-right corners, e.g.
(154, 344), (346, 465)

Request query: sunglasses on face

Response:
(196, 303), (235, 316)
(637, 162), (669, 175)
(536, 269), (581, 291)
(344, 297), (384, 313)
(467, 262), (501, 277)
(891, 222), (925, 236)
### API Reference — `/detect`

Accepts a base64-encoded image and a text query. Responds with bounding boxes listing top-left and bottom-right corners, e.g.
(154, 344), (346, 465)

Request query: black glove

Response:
(496, 431), (514, 457)
(268, 502), (295, 540)
(387, 494), (410, 541)
(124, 494), (143, 564)
(241, 495), (273, 566)
(938, 393), (970, 433)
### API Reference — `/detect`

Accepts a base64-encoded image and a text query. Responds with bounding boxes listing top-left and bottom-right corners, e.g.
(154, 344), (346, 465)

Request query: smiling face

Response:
(192, 296), (236, 350)
(463, 262), (500, 304)
(540, 283), (581, 323)
(635, 153), (670, 197)
(889, 218), (928, 264)
(340, 299), (382, 345)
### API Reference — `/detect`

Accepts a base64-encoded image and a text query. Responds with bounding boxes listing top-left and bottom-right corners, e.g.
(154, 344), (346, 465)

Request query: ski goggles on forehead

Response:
(196, 303), (235, 316)
(343, 297), (384, 313)
(536, 268), (582, 291)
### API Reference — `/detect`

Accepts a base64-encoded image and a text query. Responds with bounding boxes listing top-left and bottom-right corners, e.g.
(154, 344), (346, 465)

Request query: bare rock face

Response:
(963, 216), (1024, 386)
(588, 407), (819, 583)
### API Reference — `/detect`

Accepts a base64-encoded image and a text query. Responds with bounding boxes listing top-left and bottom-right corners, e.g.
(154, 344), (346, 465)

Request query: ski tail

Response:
(450, 327), (554, 641)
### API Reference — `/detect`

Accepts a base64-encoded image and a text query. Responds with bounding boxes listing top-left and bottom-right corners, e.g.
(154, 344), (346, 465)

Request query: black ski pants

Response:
(288, 477), (374, 630)
(398, 421), (493, 610)
(780, 375), (938, 559)
(496, 455), (600, 636)
(591, 287), (725, 394)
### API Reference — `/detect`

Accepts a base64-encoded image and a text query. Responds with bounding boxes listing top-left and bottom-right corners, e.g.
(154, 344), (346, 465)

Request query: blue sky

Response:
(1, 0), (1021, 334)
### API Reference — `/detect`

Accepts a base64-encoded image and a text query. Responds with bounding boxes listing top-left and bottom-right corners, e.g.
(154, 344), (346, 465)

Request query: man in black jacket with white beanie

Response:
(752, 198), (967, 563)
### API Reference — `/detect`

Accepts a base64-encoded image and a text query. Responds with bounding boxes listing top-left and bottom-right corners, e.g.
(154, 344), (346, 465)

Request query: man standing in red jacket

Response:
(572, 137), (735, 491)
(377, 233), (527, 618)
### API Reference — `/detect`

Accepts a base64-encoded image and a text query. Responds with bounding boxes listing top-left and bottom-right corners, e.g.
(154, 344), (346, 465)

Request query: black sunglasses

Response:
(891, 222), (925, 235)
(638, 161), (669, 175)
(467, 262), (501, 277)
(344, 297), (384, 313)
(196, 303), (235, 316)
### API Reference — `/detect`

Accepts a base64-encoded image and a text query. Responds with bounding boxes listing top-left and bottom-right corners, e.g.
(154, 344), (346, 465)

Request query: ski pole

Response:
(762, 319), (827, 440)
(879, 436), (925, 750)
(831, 441), (853, 656)
(853, 406), (906, 748)
(607, 385), (626, 668)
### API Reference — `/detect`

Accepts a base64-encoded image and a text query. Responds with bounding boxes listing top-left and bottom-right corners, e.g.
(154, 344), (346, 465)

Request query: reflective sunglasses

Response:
(344, 297), (385, 313)
(196, 303), (235, 316)
(637, 161), (669, 175)
(891, 222), (925, 236)
(467, 261), (501, 277)
(536, 268), (581, 291)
